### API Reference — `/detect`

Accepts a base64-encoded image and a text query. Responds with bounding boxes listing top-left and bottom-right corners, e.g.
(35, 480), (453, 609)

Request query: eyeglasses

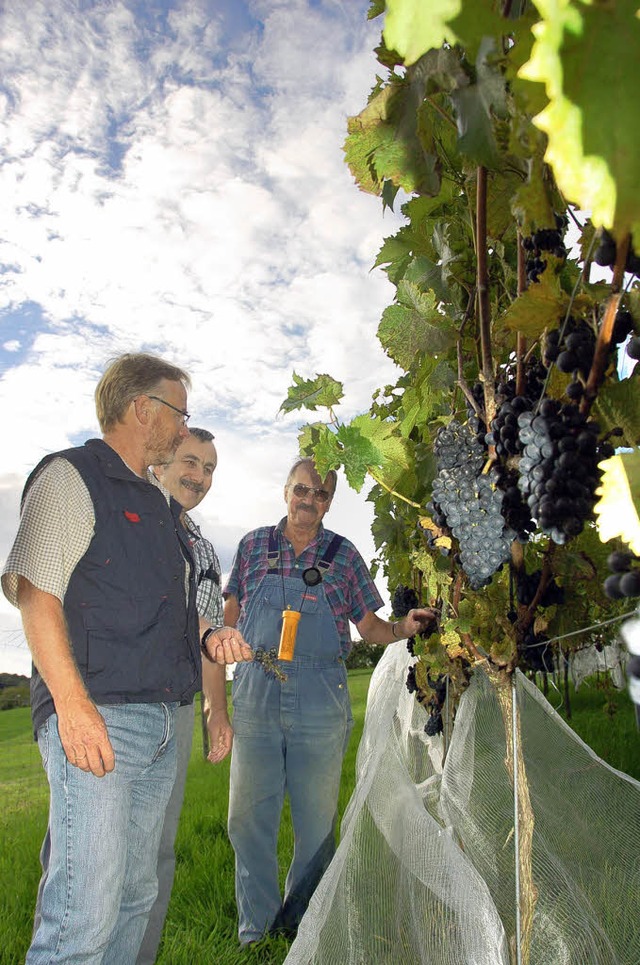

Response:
(147, 395), (190, 425)
(291, 483), (332, 503)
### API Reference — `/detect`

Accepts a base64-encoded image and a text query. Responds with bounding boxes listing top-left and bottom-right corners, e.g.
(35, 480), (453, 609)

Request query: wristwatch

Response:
(200, 625), (224, 659)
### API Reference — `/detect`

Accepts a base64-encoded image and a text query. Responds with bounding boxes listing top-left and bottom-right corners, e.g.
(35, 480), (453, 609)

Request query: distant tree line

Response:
(0, 673), (30, 710)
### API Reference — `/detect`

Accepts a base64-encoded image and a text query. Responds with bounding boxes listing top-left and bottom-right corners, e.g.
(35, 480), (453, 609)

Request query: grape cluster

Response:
(392, 584), (419, 655)
(428, 422), (515, 588)
(594, 229), (640, 275)
(544, 317), (595, 382)
(424, 675), (447, 737)
(522, 214), (568, 284)
(518, 628), (554, 673)
(516, 399), (614, 545)
(603, 551), (640, 599)
(254, 647), (288, 682)
(484, 361), (548, 542)
(516, 569), (565, 607)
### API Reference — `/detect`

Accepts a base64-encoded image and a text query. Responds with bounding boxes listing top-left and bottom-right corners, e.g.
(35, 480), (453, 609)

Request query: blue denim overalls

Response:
(228, 528), (354, 943)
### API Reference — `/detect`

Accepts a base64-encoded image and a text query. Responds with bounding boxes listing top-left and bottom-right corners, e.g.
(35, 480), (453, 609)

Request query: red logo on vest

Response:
(124, 510), (141, 522)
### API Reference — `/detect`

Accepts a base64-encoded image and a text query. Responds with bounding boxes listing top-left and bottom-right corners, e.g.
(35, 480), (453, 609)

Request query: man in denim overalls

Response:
(223, 458), (436, 945)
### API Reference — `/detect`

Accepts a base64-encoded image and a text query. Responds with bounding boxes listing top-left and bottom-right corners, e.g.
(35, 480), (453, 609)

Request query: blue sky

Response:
(0, 0), (405, 674)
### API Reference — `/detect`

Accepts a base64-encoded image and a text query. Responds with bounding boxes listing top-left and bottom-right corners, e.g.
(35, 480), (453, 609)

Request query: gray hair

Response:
(95, 353), (190, 432)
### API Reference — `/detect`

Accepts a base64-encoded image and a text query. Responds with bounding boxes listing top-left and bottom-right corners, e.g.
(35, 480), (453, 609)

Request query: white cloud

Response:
(0, 0), (402, 674)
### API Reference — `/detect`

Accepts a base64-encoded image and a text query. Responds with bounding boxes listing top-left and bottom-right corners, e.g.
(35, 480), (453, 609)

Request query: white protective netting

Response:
(284, 644), (640, 965)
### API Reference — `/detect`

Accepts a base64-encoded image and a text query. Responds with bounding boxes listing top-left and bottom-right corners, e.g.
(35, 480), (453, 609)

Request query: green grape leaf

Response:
(520, 0), (640, 239)
(383, 0), (461, 66)
(350, 413), (410, 489)
(399, 357), (455, 436)
(344, 74), (442, 196)
(297, 421), (328, 456)
(497, 270), (568, 337)
(511, 154), (557, 233)
(280, 372), (343, 414)
(592, 372), (640, 448)
(403, 255), (451, 304)
(448, 0), (510, 62)
(334, 423), (379, 491)
(378, 285), (456, 368)
(449, 38), (507, 169)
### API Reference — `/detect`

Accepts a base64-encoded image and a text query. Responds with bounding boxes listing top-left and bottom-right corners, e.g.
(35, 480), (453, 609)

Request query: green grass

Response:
(0, 669), (637, 965)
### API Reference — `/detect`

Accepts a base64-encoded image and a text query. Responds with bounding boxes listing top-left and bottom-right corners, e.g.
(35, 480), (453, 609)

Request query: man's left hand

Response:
(205, 626), (253, 664)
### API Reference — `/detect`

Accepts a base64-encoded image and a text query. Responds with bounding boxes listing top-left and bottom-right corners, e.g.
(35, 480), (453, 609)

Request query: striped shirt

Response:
(224, 518), (383, 654)
(183, 514), (223, 625)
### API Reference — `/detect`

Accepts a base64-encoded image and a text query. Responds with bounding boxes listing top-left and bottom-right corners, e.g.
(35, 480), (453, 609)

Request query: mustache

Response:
(180, 478), (204, 494)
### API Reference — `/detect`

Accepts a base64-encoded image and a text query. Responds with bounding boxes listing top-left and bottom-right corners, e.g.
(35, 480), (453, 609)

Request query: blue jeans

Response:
(136, 702), (194, 965)
(228, 657), (353, 944)
(28, 702), (178, 965)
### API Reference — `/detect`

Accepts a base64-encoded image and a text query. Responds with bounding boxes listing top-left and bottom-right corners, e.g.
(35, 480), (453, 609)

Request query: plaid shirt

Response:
(224, 518), (383, 654)
(183, 513), (223, 624)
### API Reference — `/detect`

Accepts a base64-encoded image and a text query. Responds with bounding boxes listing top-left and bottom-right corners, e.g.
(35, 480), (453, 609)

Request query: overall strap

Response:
(266, 527), (344, 575)
(317, 534), (344, 573)
(267, 526), (280, 570)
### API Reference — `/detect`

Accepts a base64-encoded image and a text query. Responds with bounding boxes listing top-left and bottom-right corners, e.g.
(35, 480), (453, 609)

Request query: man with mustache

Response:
(223, 457), (437, 945)
(2, 354), (252, 964)
(138, 427), (231, 964)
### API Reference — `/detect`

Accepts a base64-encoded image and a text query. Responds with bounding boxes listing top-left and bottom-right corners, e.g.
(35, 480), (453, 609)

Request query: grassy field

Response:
(0, 669), (638, 965)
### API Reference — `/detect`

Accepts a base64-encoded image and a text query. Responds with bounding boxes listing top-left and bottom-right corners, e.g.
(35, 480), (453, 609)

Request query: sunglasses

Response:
(291, 483), (332, 503)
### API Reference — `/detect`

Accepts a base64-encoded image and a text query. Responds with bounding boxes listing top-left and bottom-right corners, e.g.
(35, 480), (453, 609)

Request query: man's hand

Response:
(57, 694), (115, 777)
(204, 626), (253, 664)
(206, 708), (234, 764)
(402, 607), (438, 639)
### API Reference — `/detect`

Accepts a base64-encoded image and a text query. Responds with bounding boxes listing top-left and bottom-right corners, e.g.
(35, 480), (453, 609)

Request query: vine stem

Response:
(516, 232), (527, 397)
(452, 571), (485, 662)
(476, 166), (496, 427)
(367, 468), (423, 509)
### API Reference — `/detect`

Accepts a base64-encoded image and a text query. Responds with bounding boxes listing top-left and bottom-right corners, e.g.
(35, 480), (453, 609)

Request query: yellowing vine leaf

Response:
(520, 0), (640, 239)
(383, 0), (460, 66)
(594, 451), (640, 554)
(498, 269), (567, 337)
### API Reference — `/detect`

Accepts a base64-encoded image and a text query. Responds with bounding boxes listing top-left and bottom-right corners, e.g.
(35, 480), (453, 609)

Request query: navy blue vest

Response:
(23, 439), (201, 733)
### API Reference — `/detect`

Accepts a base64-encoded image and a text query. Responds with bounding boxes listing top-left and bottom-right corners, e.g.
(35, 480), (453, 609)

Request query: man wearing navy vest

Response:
(223, 457), (436, 945)
(1, 353), (252, 964)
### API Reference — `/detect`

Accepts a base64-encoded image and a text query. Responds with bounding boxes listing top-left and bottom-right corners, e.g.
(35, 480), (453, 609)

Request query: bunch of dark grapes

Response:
(424, 675), (447, 737)
(603, 550), (640, 599)
(485, 360), (548, 460)
(428, 422), (516, 588)
(485, 360), (548, 542)
(406, 664), (431, 708)
(497, 468), (537, 542)
(516, 398), (614, 544)
(522, 214), (569, 283)
(544, 317), (595, 385)
(392, 584), (419, 655)
(612, 308), (635, 346)
(516, 569), (565, 607)
(594, 229), (640, 275)
(518, 628), (554, 673)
